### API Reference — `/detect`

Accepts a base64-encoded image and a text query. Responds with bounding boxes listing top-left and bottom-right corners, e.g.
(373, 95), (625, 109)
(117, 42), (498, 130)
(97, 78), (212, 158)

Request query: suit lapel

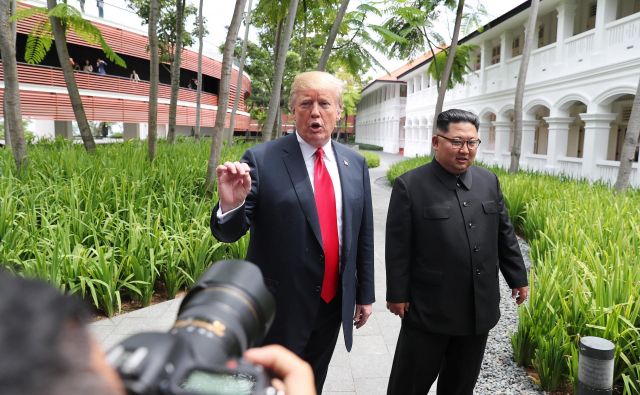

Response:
(281, 135), (323, 249)
(333, 143), (352, 267)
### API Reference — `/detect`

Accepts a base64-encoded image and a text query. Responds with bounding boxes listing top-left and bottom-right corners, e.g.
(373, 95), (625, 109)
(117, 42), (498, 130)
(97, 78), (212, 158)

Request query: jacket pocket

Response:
(482, 200), (498, 214)
(423, 206), (450, 219)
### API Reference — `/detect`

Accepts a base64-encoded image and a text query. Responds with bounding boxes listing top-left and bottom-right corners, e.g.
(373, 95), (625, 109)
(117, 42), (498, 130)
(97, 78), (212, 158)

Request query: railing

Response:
(565, 31), (595, 58)
(606, 12), (640, 49)
(595, 160), (639, 186)
(8, 62), (221, 107)
(557, 157), (583, 178)
(524, 154), (548, 172)
(505, 57), (521, 85)
(484, 64), (503, 93)
(530, 44), (557, 72)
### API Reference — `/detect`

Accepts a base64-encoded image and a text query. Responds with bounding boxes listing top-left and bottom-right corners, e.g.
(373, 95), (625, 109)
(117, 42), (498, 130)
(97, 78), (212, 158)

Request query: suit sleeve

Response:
(495, 175), (528, 289)
(210, 149), (259, 243)
(356, 159), (375, 305)
(385, 176), (412, 303)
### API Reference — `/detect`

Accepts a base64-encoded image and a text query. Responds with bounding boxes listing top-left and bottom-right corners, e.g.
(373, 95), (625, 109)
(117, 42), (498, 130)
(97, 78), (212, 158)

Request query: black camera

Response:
(106, 260), (277, 395)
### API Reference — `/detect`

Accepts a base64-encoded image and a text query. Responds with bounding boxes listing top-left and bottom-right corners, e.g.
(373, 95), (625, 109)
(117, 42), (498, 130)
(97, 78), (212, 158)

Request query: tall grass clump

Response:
(359, 151), (380, 168)
(387, 157), (640, 393)
(0, 139), (251, 316)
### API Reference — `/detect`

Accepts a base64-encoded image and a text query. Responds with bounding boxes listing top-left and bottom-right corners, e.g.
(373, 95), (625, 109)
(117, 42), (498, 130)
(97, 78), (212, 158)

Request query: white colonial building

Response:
(356, 0), (640, 187)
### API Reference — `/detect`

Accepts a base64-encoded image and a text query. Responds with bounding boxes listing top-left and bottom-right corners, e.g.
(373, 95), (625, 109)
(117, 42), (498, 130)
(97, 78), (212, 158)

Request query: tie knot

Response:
(315, 147), (324, 159)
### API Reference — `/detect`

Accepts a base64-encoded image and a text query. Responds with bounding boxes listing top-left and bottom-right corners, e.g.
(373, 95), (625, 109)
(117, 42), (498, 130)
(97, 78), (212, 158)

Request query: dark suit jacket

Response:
(385, 159), (527, 336)
(210, 133), (375, 352)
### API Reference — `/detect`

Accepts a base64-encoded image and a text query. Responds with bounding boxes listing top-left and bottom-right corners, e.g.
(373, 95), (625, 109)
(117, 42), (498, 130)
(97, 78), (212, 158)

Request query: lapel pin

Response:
(343, 159), (349, 166)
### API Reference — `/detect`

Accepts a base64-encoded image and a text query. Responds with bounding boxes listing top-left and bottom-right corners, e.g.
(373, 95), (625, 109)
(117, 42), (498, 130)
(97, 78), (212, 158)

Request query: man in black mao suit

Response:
(385, 109), (529, 394)
(210, 71), (375, 393)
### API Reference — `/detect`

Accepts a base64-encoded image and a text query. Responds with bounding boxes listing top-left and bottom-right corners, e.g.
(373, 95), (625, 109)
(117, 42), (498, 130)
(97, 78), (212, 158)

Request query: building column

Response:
(492, 120), (512, 168)
(33, 119), (55, 140)
(479, 41), (487, 93)
(476, 121), (491, 159)
(594, 0), (618, 52)
(423, 120), (433, 156)
(555, 0), (576, 58)
(54, 120), (73, 139)
(123, 123), (140, 140)
(580, 113), (616, 180)
(521, 119), (538, 160)
(543, 117), (573, 172)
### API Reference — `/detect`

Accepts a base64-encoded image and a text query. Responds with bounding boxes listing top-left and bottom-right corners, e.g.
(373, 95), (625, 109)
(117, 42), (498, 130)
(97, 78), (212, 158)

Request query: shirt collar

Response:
(296, 132), (334, 162)
(432, 158), (473, 190)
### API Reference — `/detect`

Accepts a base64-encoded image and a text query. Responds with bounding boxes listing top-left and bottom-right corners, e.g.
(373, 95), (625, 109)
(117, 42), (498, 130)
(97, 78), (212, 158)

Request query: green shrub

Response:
(357, 143), (383, 151)
(387, 156), (431, 183)
(0, 140), (252, 316)
(360, 151), (380, 168)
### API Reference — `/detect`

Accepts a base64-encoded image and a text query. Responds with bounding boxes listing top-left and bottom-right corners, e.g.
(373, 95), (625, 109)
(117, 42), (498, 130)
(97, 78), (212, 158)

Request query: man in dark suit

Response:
(385, 109), (529, 395)
(210, 71), (375, 393)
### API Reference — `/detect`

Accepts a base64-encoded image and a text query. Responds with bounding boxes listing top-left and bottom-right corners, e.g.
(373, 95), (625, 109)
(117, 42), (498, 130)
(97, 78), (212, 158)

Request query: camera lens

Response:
(172, 260), (275, 366)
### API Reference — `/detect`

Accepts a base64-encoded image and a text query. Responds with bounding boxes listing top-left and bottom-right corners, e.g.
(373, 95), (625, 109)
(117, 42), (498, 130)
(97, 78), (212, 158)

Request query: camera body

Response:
(107, 260), (277, 395)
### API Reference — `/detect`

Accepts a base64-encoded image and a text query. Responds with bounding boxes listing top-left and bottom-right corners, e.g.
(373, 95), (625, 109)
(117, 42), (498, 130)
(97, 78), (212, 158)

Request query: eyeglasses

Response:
(436, 135), (481, 150)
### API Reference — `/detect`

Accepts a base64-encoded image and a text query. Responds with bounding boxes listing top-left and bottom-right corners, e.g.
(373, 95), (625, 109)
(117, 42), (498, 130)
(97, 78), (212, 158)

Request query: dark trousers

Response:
(387, 322), (488, 395)
(300, 295), (342, 394)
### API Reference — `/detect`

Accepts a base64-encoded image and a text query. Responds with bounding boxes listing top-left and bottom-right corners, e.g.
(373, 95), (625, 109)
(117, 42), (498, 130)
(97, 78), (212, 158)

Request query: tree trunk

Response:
(614, 76), (640, 192)
(226, 0), (253, 146)
(0, 0), (27, 173)
(167, 0), (185, 144)
(148, 0), (160, 161)
(261, 0), (299, 142)
(204, 0), (247, 194)
(317, 0), (350, 71)
(431, 0), (465, 136)
(47, 0), (96, 152)
(509, 0), (539, 174)
(300, 0), (307, 65)
(194, 0), (203, 141)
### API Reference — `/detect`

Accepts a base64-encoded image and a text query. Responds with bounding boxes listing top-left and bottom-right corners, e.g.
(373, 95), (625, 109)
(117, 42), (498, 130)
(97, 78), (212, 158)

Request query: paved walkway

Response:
(89, 151), (422, 394)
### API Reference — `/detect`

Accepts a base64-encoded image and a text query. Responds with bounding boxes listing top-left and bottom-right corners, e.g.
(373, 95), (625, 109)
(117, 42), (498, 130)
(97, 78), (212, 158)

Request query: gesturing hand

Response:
(216, 161), (251, 213)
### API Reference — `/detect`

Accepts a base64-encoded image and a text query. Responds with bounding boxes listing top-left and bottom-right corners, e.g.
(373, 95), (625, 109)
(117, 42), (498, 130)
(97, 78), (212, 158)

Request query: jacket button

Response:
(463, 201), (470, 207)
(468, 222), (474, 228)
(314, 286), (321, 293)
(473, 246), (480, 252)
(476, 269), (481, 275)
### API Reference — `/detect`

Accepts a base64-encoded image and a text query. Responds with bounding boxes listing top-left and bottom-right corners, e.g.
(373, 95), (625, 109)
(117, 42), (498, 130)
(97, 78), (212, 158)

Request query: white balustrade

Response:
(565, 31), (594, 58)
(606, 12), (640, 49)
(557, 157), (583, 179)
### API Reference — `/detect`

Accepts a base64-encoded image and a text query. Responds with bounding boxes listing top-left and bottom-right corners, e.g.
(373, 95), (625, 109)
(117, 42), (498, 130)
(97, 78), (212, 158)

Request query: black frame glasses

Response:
(436, 135), (482, 150)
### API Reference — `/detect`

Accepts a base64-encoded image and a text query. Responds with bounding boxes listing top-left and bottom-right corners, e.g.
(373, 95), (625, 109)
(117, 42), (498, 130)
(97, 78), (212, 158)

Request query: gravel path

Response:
(475, 238), (542, 394)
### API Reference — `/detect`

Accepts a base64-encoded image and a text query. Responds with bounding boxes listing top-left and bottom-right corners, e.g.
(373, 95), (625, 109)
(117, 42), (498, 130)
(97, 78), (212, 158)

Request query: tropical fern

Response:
(427, 43), (478, 89)
(12, 3), (126, 68)
(24, 19), (53, 64)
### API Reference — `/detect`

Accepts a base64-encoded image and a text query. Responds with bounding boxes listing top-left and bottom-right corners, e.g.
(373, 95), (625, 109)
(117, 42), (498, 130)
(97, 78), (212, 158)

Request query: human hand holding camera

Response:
(244, 345), (316, 395)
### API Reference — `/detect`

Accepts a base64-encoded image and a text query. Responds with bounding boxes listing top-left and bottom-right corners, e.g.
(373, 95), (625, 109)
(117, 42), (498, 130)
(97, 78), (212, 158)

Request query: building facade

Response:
(357, 0), (640, 187)
(0, 0), (252, 141)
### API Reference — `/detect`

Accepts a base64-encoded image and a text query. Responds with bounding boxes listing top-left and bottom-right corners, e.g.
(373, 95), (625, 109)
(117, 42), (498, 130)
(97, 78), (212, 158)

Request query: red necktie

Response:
(314, 147), (339, 303)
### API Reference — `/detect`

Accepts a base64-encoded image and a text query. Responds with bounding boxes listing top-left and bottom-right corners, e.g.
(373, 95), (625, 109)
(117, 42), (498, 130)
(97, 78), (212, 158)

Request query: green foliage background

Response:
(0, 140), (249, 316)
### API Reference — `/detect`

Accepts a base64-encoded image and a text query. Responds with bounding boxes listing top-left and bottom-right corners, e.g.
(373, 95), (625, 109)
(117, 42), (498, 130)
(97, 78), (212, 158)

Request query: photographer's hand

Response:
(244, 345), (316, 395)
(216, 161), (251, 213)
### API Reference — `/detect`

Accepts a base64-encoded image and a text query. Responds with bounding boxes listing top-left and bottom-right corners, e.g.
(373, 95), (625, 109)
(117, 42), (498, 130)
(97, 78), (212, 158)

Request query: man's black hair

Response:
(0, 269), (114, 395)
(436, 109), (480, 133)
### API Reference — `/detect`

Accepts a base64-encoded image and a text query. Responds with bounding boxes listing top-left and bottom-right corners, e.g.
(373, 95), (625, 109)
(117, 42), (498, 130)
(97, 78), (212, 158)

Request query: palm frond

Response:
(66, 16), (127, 68)
(24, 19), (53, 64)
